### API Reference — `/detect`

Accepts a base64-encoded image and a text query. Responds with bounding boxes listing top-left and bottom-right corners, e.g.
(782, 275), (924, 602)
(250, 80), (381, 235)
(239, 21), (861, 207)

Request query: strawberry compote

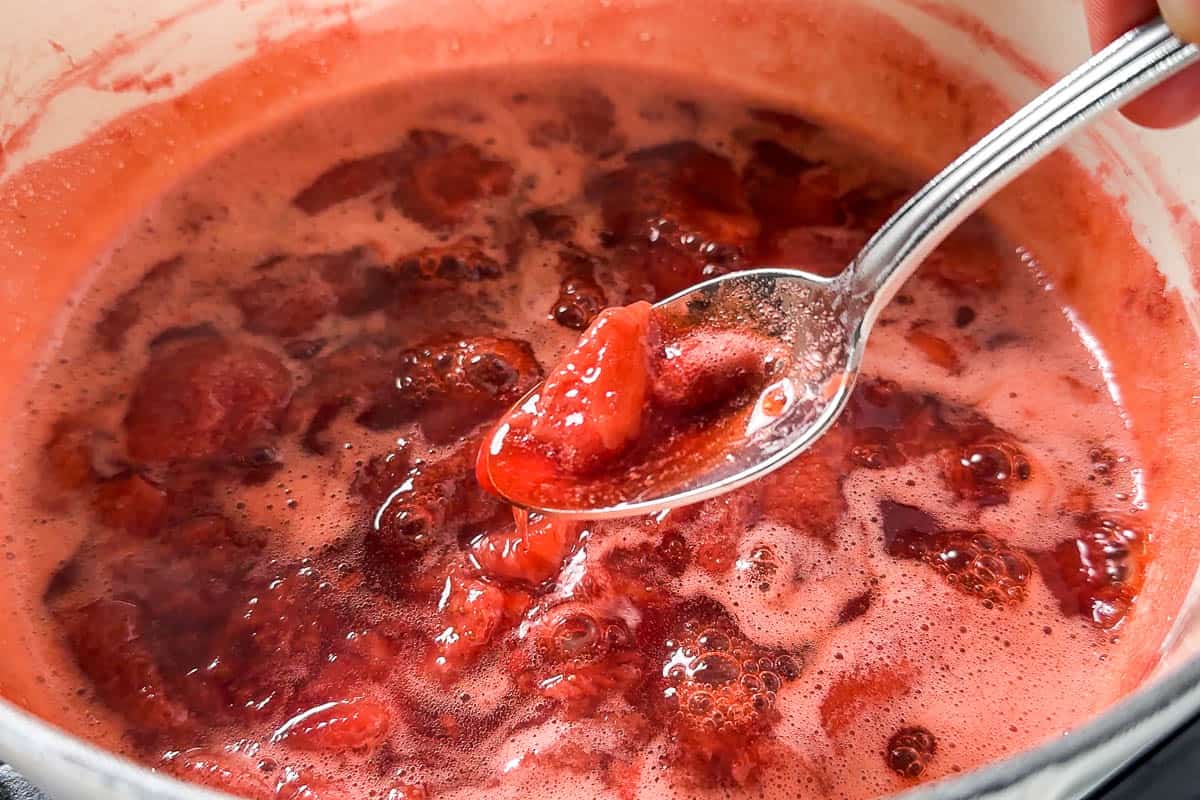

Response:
(11, 68), (1152, 799)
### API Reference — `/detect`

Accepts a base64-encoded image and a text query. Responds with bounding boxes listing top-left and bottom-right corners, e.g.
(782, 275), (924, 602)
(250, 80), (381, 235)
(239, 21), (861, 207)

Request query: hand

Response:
(1085, 0), (1200, 127)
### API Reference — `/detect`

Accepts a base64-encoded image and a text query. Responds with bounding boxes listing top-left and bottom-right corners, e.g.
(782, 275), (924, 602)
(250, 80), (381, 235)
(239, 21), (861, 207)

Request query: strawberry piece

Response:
(124, 338), (293, 463)
(310, 246), (396, 316)
(163, 749), (274, 800)
(549, 249), (607, 331)
(351, 446), (414, 506)
(515, 302), (654, 474)
(293, 146), (412, 214)
(758, 442), (845, 541)
(58, 599), (190, 732)
(905, 329), (961, 373)
(529, 86), (624, 156)
(362, 441), (505, 590)
(201, 566), (336, 719)
(91, 474), (168, 537)
(470, 512), (580, 586)
(919, 220), (1006, 293)
(43, 417), (101, 491)
(656, 606), (802, 785)
(589, 142), (757, 245)
(742, 141), (843, 234)
(232, 268), (338, 338)
(272, 697), (391, 752)
(650, 328), (786, 415)
(880, 501), (1032, 606)
(526, 207), (578, 241)
(357, 336), (542, 443)
(886, 726), (937, 779)
(282, 337), (399, 453)
(838, 182), (909, 231)
(840, 378), (994, 469)
(942, 436), (1032, 506)
(294, 129), (513, 229)
(589, 142), (756, 301)
(392, 239), (503, 288)
(392, 130), (514, 230)
(617, 225), (746, 301)
(688, 490), (764, 575)
(385, 785), (430, 800)
(429, 565), (530, 677)
(518, 602), (643, 716)
(1039, 513), (1146, 629)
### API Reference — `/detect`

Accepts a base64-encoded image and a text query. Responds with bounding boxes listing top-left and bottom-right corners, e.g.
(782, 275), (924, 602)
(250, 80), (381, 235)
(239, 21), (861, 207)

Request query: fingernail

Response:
(1160, 0), (1200, 43)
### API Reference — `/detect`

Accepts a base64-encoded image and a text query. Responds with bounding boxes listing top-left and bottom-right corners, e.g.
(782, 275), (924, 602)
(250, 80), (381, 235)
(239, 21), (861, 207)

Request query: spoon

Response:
(485, 15), (1200, 520)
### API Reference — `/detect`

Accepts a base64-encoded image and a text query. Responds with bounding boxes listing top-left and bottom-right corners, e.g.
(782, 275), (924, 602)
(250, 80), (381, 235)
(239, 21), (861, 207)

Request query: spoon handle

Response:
(848, 16), (1200, 320)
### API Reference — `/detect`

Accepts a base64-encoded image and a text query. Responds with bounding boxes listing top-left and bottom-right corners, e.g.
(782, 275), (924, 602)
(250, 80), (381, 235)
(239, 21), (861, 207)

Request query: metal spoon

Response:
(488, 16), (1200, 520)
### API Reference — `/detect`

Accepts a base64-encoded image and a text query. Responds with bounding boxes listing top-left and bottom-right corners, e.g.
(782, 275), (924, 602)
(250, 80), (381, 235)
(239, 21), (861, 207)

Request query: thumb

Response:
(1160, 0), (1200, 42)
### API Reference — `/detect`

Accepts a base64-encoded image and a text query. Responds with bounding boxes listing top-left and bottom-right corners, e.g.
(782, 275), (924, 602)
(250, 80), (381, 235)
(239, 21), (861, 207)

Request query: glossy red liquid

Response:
(8, 68), (1152, 800)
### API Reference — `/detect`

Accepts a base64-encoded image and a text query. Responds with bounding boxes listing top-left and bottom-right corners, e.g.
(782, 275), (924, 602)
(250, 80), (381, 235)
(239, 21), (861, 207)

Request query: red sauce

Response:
(9, 67), (1155, 799)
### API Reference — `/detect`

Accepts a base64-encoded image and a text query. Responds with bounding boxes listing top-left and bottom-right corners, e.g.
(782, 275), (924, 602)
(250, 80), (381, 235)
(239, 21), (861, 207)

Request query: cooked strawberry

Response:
(95, 255), (184, 351)
(232, 269), (338, 338)
(124, 338), (293, 463)
(282, 337), (399, 453)
(392, 130), (514, 230)
(529, 86), (624, 155)
(650, 328), (786, 414)
(272, 696), (390, 752)
(615, 219), (746, 301)
(588, 141), (757, 245)
(919, 220), (1006, 293)
(549, 249), (608, 331)
(429, 564), (530, 677)
(742, 141), (844, 233)
(44, 417), (100, 491)
(525, 207), (578, 241)
(880, 500), (1032, 607)
(91, 473), (169, 537)
(293, 147), (412, 214)
(470, 512), (580, 586)
(392, 240), (503, 288)
(525, 302), (654, 473)
(201, 566), (336, 719)
(942, 437), (1032, 506)
(58, 599), (190, 733)
(363, 441), (506, 591)
(1039, 513), (1146, 629)
(518, 602), (643, 715)
(754, 225), (866, 277)
(358, 336), (542, 443)
(820, 664), (913, 738)
(656, 605), (802, 785)
(840, 378), (995, 469)
(351, 447), (414, 506)
(758, 442), (845, 541)
(905, 329), (961, 373)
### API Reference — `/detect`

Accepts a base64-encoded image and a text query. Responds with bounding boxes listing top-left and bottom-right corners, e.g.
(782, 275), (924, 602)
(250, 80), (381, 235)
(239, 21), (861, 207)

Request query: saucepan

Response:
(0, 0), (1198, 798)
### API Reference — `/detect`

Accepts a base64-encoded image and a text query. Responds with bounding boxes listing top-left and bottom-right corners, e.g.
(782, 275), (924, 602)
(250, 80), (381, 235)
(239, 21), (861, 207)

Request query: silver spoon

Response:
(486, 16), (1200, 520)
